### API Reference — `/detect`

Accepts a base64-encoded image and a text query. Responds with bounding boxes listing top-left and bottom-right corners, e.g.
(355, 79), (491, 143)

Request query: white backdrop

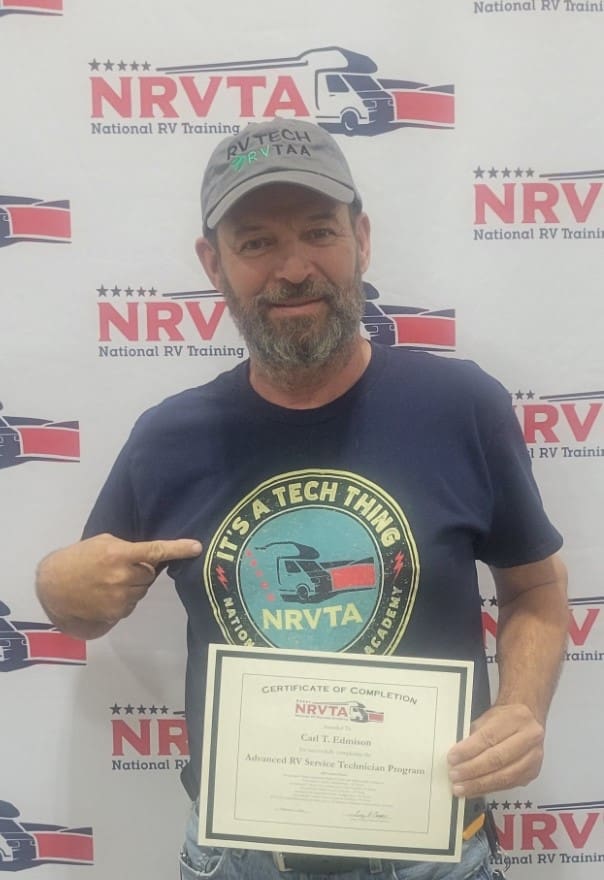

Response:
(1, 1), (602, 877)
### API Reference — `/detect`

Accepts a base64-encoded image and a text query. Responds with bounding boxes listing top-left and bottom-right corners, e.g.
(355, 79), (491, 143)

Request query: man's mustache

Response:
(256, 280), (337, 308)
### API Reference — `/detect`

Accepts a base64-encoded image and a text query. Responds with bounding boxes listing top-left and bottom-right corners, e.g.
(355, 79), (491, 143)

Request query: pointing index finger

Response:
(131, 539), (203, 568)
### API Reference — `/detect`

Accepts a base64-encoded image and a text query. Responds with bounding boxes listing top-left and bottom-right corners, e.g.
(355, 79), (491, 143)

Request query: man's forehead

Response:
(220, 183), (347, 228)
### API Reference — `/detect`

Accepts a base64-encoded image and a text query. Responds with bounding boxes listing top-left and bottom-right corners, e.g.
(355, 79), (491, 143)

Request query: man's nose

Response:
(272, 243), (313, 285)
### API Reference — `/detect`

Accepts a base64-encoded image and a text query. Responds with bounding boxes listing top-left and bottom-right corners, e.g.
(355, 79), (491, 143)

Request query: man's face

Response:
(197, 184), (370, 375)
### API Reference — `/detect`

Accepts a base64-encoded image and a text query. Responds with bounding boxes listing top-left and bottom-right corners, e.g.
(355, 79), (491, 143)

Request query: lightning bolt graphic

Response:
(216, 565), (229, 590)
(393, 551), (405, 578)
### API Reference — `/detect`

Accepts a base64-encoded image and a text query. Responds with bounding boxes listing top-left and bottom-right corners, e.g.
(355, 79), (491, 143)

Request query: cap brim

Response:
(205, 170), (357, 230)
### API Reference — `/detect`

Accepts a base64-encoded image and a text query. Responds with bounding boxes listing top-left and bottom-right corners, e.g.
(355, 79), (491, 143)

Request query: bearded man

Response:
(36, 119), (567, 880)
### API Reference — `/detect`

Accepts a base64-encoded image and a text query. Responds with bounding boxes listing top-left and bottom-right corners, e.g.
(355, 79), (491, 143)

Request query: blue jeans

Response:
(179, 805), (498, 880)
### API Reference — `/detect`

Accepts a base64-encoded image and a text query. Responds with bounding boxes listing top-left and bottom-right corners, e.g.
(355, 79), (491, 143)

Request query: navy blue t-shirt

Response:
(83, 344), (562, 795)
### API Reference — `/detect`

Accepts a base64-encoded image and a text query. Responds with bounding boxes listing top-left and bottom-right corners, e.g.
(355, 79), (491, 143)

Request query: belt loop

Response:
(369, 858), (383, 874)
(272, 852), (292, 872)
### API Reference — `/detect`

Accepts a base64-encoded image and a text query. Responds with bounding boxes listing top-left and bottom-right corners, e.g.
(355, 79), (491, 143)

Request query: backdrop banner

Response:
(1, 2), (602, 877)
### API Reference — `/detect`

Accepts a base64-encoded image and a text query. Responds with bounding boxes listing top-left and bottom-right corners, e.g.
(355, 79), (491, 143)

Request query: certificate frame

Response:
(199, 645), (473, 862)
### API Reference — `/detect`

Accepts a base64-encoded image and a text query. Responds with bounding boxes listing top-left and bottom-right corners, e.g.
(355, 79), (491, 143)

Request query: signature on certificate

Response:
(348, 809), (389, 821)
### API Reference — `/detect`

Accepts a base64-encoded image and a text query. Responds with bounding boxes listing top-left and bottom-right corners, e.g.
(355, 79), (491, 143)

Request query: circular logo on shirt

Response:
(204, 470), (419, 654)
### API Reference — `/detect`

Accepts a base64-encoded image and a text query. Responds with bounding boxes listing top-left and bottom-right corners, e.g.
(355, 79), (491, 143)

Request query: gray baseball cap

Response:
(201, 118), (362, 231)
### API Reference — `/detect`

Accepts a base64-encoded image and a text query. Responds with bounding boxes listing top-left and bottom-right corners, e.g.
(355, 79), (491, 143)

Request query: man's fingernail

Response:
(452, 784), (465, 797)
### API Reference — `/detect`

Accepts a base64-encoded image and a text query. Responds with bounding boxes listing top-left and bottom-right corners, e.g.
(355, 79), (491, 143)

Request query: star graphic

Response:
(124, 704), (134, 715)
(526, 390), (535, 400)
(125, 286), (134, 297)
(514, 168), (524, 178)
(130, 61), (140, 71)
(137, 286), (146, 297)
(137, 705), (147, 714)
(160, 705), (169, 715)
(488, 167), (498, 179)
(480, 595), (486, 607)
(526, 168), (535, 178)
(502, 800), (511, 810)
(489, 800), (499, 810)
(149, 705), (158, 714)
(97, 285), (108, 297)
(142, 61), (151, 71)
(89, 59), (101, 71)
(473, 167), (485, 179)
(514, 801), (523, 810)
(489, 597), (498, 607)
(501, 167), (511, 179)
(104, 60), (114, 72)
(524, 801), (533, 809)
(515, 391), (524, 400)
(111, 285), (121, 297)
(110, 703), (121, 715)
(148, 286), (157, 297)
(118, 60), (128, 71)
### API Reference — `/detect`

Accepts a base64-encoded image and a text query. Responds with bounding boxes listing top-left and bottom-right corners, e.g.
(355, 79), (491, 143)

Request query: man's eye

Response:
(307, 227), (336, 241)
(240, 238), (271, 252)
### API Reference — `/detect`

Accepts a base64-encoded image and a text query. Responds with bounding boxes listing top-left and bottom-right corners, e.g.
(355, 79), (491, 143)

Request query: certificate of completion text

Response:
(199, 646), (473, 861)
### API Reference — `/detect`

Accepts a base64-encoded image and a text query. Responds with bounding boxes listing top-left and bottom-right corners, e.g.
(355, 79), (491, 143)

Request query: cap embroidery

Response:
(231, 145), (271, 172)
(230, 142), (312, 172)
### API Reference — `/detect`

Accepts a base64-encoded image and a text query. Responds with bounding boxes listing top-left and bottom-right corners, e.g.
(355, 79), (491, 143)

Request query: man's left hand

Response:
(447, 703), (544, 797)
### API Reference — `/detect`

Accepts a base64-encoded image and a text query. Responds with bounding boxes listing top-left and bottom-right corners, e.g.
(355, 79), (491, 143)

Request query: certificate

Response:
(199, 645), (473, 862)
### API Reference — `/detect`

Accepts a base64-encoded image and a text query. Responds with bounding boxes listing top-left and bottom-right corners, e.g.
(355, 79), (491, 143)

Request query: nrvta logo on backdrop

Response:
(0, 197), (70, 247)
(89, 46), (454, 137)
(362, 283), (456, 351)
(0, 0), (62, 16)
(511, 389), (604, 460)
(0, 801), (92, 871)
(472, 165), (604, 242)
(0, 601), (86, 671)
(111, 703), (189, 773)
(488, 796), (604, 868)
(95, 284), (244, 360)
(0, 406), (79, 469)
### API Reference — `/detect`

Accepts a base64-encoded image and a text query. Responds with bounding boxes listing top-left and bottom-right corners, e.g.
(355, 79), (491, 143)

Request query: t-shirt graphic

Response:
(204, 469), (420, 655)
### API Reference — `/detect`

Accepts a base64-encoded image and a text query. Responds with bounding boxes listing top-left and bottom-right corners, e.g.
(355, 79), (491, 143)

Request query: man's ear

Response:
(195, 236), (222, 290)
(354, 212), (371, 275)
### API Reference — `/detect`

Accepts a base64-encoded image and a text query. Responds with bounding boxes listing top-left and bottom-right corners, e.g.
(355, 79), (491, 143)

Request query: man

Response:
(36, 119), (568, 880)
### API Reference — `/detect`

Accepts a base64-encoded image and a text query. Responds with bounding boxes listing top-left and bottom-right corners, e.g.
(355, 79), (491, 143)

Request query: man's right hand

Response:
(35, 533), (202, 639)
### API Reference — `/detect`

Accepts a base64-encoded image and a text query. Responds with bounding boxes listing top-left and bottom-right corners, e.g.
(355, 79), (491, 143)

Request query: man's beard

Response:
(220, 267), (365, 379)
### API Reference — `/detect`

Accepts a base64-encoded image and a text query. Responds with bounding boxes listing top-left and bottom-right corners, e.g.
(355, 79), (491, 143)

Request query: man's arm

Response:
(447, 552), (568, 797)
(36, 534), (202, 640)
